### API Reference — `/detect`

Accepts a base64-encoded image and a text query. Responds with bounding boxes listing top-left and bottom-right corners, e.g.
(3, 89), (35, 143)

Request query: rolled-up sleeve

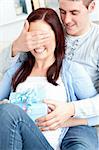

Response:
(72, 94), (99, 126)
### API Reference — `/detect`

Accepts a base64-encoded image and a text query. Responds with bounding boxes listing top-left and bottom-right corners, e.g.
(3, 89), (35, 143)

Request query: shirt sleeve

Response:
(73, 94), (99, 118)
(72, 94), (99, 126)
(0, 62), (21, 100)
(69, 62), (97, 99)
(0, 44), (20, 80)
(87, 116), (99, 126)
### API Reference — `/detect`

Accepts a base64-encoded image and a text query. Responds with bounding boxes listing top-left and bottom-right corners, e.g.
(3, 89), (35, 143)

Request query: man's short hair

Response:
(59, 0), (93, 8)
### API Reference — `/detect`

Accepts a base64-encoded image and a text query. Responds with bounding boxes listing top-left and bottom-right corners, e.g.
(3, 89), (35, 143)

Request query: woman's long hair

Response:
(12, 8), (65, 91)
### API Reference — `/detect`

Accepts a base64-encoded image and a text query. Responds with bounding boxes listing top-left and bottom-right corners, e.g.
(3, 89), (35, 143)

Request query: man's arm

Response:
(73, 94), (99, 125)
(36, 95), (99, 130)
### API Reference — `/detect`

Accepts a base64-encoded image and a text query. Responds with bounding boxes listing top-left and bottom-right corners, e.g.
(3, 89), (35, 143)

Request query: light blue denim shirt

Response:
(0, 45), (20, 80)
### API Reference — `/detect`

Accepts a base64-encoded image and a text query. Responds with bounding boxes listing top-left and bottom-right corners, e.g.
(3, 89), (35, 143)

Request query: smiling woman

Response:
(10, 9), (66, 149)
(0, 8), (66, 150)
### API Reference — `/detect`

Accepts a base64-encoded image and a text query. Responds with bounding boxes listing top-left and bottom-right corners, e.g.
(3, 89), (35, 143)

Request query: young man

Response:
(0, 0), (99, 149)
(37, 1), (99, 149)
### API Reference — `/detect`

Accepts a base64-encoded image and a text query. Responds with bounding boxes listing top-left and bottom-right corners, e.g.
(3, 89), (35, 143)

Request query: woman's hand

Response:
(36, 100), (75, 131)
(0, 99), (9, 104)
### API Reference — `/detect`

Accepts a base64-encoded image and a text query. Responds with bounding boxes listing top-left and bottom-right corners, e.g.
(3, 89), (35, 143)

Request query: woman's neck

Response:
(30, 57), (55, 76)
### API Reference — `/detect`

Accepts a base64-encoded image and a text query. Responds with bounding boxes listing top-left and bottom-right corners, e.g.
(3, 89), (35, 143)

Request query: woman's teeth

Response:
(34, 48), (46, 53)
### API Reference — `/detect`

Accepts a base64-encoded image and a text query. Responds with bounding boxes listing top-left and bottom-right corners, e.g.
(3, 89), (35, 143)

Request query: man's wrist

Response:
(68, 102), (75, 117)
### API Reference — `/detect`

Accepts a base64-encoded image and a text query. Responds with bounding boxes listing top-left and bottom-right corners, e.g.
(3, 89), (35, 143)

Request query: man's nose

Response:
(64, 13), (72, 24)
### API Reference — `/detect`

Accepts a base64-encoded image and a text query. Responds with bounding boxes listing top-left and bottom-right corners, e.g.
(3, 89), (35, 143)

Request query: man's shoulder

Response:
(91, 23), (99, 47)
(92, 22), (99, 33)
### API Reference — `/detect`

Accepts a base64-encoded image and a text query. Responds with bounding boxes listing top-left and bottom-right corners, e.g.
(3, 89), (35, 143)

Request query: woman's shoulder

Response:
(5, 62), (22, 77)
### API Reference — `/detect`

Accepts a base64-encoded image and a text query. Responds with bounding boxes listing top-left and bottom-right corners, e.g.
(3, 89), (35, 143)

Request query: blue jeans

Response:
(0, 104), (98, 150)
(61, 125), (98, 150)
(0, 104), (53, 150)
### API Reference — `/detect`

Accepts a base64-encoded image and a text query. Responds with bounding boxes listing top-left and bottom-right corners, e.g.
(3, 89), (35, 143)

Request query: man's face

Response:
(59, 0), (91, 36)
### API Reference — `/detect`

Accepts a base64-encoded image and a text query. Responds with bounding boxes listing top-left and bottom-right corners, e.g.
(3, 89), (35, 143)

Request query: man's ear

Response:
(88, 0), (96, 13)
